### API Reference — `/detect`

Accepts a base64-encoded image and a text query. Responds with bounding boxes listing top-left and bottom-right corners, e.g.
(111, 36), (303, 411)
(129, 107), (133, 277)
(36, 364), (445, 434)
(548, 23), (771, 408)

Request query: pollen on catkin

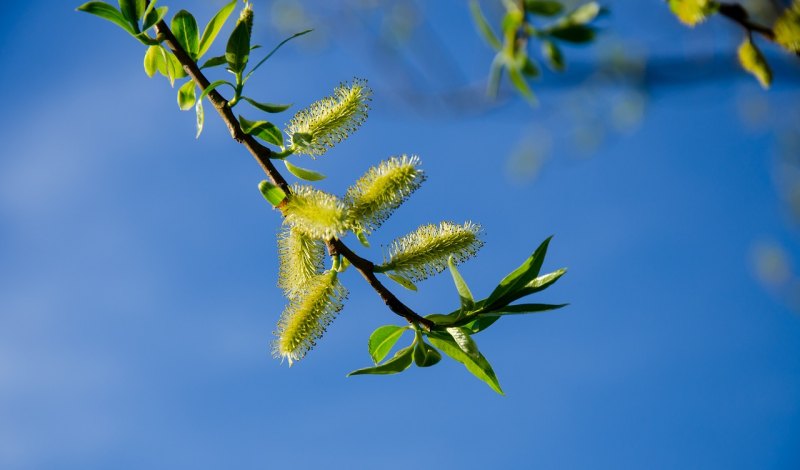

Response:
(774, 1), (800, 53)
(379, 221), (484, 282)
(283, 184), (348, 240)
(278, 225), (326, 299)
(273, 270), (347, 365)
(344, 155), (425, 234)
(286, 79), (372, 157)
(238, 1), (254, 34)
(668, 0), (718, 27)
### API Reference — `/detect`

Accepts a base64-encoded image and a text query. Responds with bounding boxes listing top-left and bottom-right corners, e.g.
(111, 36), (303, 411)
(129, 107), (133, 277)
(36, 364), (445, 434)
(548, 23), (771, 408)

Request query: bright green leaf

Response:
(462, 316), (500, 335)
(177, 80), (196, 111)
(200, 55), (227, 69)
(356, 230), (371, 248)
(386, 273), (418, 292)
(118, 0), (140, 31)
(226, 19), (251, 74)
(283, 160), (326, 181)
(509, 67), (537, 104)
(245, 29), (313, 82)
(143, 45), (160, 77)
(242, 97), (292, 113)
(428, 334), (503, 394)
(171, 10), (199, 58)
(469, 0), (501, 51)
(414, 339), (442, 367)
(77, 2), (135, 35)
(485, 236), (552, 310)
(239, 115), (283, 147)
(348, 345), (414, 376)
(258, 180), (287, 206)
(142, 5), (168, 32)
(368, 325), (408, 364)
(448, 255), (474, 311)
(445, 327), (480, 358)
(513, 267), (567, 300)
(198, 0), (237, 58)
(484, 303), (568, 315)
(197, 79), (236, 102)
(565, 2), (601, 24)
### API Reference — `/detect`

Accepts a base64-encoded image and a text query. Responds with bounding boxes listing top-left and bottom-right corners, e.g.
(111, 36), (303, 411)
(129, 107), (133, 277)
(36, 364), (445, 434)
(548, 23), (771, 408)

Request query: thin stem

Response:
(153, 20), (433, 331)
(718, 3), (776, 40)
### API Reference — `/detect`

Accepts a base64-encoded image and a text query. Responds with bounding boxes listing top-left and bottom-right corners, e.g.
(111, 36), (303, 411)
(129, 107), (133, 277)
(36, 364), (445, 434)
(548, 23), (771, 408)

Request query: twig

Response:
(153, 21), (434, 331)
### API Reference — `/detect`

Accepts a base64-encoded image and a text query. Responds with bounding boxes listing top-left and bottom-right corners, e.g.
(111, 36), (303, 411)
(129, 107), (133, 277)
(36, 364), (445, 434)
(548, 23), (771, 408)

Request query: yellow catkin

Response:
(345, 155), (425, 234)
(737, 38), (772, 89)
(283, 184), (348, 240)
(278, 226), (326, 299)
(286, 79), (372, 157)
(774, 2), (800, 53)
(273, 271), (347, 365)
(668, 0), (718, 27)
(380, 221), (484, 281)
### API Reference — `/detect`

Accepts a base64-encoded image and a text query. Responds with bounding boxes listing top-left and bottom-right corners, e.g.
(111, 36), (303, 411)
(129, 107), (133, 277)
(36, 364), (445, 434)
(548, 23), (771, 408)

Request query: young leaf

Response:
(542, 40), (565, 71)
(484, 236), (552, 309)
(197, 0), (237, 58)
(195, 98), (204, 138)
(385, 273), (418, 292)
(428, 334), (503, 394)
(524, 0), (563, 17)
(242, 97), (292, 113)
(548, 24), (595, 43)
(200, 55), (227, 69)
(469, 0), (501, 51)
(118, 0), (142, 31)
(283, 160), (326, 181)
(448, 255), (474, 311)
(347, 345), (414, 376)
(512, 268), (567, 300)
(462, 316), (500, 335)
(368, 325), (408, 364)
(445, 327), (480, 358)
(245, 29), (313, 82)
(171, 10), (199, 58)
(565, 2), (601, 24)
(258, 180), (287, 206)
(414, 338), (442, 367)
(508, 67), (537, 104)
(143, 45), (160, 77)
(484, 303), (568, 315)
(737, 36), (772, 89)
(197, 79), (236, 102)
(177, 80), (196, 111)
(226, 16), (251, 74)
(239, 115), (284, 147)
(356, 230), (371, 248)
(142, 5), (168, 32)
(77, 2), (135, 35)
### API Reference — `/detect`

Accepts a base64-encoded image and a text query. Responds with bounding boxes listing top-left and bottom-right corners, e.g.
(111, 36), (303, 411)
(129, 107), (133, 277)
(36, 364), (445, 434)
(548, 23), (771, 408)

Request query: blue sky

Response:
(1, 0), (799, 468)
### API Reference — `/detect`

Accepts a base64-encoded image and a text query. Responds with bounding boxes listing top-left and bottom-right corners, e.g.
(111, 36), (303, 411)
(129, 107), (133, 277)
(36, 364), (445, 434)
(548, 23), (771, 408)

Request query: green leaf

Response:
(239, 115), (283, 147)
(386, 273), (418, 292)
(508, 67), (537, 104)
(414, 338), (442, 367)
(542, 40), (565, 72)
(512, 267), (567, 300)
(200, 55), (227, 69)
(258, 180), (287, 206)
(142, 5), (167, 32)
(143, 45), (159, 77)
(565, 2), (601, 24)
(77, 2), (135, 34)
(198, 0), (237, 58)
(347, 345), (414, 376)
(521, 57), (540, 78)
(524, 0), (563, 16)
(738, 36), (772, 89)
(226, 19), (251, 74)
(484, 236), (552, 310)
(171, 10), (199, 58)
(177, 80), (196, 111)
(195, 98), (204, 139)
(448, 255), (474, 311)
(197, 79), (236, 102)
(242, 97), (292, 113)
(368, 325), (408, 364)
(356, 230), (371, 248)
(283, 160), (326, 181)
(549, 24), (595, 43)
(445, 327), (480, 358)
(462, 316), (500, 335)
(244, 29), (313, 82)
(118, 0), (141, 31)
(469, 0), (501, 51)
(487, 53), (505, 98)
(484, 303), (568, 315)
(154, 47), (186, 86)
(428, 334), (503, 394)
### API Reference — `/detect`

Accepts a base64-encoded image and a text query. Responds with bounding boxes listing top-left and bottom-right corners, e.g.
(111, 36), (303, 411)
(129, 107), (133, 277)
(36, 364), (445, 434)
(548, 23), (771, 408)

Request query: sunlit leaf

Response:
(284, 160), (326, 181)
(198, 0), (237, 58)
(177, 80), (196, 110)
(171, 9), (199, 58)
(348, 345), (414, 376)
(386, 273), (418, 292)
(368, 325), (408, 364)
(77, 2), (135, 35)
(448, 255), (474, 311)
(258, 180), (287, 206)
(428, 334), (503, 394)
(239, 115), (283, 147)
(469, 0), (501, 51)
(245, 29), (313, 82)
(242, 97), (292, 113)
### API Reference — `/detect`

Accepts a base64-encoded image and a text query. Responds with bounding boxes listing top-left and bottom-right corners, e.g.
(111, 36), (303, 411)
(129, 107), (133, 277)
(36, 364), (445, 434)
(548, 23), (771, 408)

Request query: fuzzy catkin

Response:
(286, 79), (371, 157)
(380, 221), (484, 281)
(345, 155), (425, 234)
(283, 184), (348, 240)
(273, 270), (347, 365)
(278, 226), (326, 299)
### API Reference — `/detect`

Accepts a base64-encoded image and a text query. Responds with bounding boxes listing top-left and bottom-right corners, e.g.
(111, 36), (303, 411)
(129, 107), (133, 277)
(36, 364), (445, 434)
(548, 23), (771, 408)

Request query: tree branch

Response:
(153, 20), (434, 331)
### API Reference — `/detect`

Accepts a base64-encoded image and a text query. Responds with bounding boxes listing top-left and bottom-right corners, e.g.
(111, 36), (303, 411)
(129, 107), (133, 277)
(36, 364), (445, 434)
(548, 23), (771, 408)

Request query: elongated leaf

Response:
(484, 236), (552, 309)
(77, 2), (135, 34)
(258, 180), (287, 206)
(512, 268), (567, 300)
(565, 2), (601, 24)
(524, 0), (563, 16)
(462, 316), (500, 335)
(509, 68), (537, 104)
(368, 325), (407, 364)
(172, 10), (199, 58)
(446, 327), (479, 358)
(239, 115), (283, 146)
(142, 5), (167, 32)
(428, 334), (503, 394)
(356, 230), (371, 248)
(386, 273), (418, 292)
(245, 29), (313, 82)
(487, 53), (505, 98)
(542, 40), (565, 72)
(448, 255), (474, 311)
(348, 345), (414, 376)
(118, 0), (140, 30)
(197, 79), (235, 102)
(469, 0), (501, 51)
(226, 19), (251, 74)
(177, 80), (196, 110)
(284, 160), (326, 181)
(242, 97), (292, 113)
(484, 303), (567, 315)
(195, 98), (204, 138)
(414, 340), (442, 367)
(549, 24), (595, 43)
(198, 0), (237, 58)
(143, 45), (160, 77)
(200, 55), (227, 69)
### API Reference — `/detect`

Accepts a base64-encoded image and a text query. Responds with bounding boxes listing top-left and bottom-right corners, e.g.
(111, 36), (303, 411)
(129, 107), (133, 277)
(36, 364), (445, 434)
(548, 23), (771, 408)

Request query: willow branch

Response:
(153, 20), (434, 331)
(718, 2), (800, 57)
